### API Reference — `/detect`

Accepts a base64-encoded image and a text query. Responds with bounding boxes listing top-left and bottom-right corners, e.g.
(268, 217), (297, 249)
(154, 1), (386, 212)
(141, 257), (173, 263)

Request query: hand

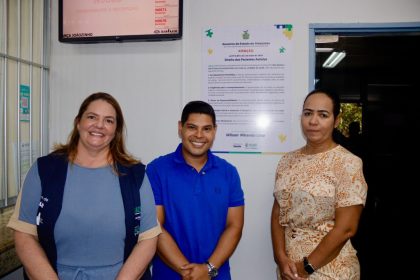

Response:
(278, 258), (307, 280)
(180, 263), (210, 280)
(179, 263), (192, 279)
(295, 260), (310, 279)
(279, 270), (307, 280)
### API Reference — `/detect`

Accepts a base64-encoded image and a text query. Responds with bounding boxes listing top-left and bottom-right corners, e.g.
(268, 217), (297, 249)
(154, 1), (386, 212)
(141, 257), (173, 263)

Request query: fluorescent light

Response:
(316, 47), (334, 53)
(316, 35), (339, 43)
(322, 51), (346, 68)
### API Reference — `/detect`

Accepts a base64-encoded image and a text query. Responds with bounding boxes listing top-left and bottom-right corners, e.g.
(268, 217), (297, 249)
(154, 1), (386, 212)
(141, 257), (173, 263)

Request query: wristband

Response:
(303, 256), (315, 275)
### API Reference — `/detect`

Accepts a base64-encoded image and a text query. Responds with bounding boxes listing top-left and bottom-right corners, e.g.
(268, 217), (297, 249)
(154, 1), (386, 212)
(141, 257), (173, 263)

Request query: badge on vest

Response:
(134, 206), (142, 221)
(36, 196), (49, 225)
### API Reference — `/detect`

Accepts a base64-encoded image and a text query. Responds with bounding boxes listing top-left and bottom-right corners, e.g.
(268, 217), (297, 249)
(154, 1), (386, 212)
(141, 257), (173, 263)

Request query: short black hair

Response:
(181, 100), (216, 126)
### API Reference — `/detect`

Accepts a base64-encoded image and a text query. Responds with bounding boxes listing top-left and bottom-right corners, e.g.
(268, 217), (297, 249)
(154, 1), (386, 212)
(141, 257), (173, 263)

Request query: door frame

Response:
(308, 22), (420, 91)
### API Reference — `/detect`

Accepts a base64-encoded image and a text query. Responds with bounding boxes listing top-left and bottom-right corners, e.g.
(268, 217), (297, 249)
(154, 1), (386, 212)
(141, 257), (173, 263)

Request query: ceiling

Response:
(315, 33), (420, 101)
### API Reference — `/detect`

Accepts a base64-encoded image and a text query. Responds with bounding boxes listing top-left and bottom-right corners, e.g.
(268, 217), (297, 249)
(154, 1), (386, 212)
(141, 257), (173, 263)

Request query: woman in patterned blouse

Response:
(271, 89), (367, 280)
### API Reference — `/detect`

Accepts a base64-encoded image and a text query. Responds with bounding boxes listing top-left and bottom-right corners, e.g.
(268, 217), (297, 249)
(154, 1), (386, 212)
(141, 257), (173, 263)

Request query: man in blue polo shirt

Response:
(146, 100), (245, 280)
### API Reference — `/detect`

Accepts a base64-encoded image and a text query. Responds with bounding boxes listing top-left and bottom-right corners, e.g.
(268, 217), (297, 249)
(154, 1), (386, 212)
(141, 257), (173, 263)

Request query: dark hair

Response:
(181, 100), (216, 126)
(304, 88), (341, 119)
(53, 92), (138, 171)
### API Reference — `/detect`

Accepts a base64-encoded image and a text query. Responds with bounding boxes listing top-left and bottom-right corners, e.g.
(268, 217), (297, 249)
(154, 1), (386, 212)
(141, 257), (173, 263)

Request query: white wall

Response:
(49, 1), (420, 279)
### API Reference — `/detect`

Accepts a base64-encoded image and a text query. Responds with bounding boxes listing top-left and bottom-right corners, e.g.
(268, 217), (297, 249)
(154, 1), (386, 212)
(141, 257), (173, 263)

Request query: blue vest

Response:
(34, 153), (150, 279)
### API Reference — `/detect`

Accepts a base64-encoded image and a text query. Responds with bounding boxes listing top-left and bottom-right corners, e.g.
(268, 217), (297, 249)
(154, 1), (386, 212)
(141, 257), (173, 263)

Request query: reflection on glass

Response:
(256, 114), (270, 129)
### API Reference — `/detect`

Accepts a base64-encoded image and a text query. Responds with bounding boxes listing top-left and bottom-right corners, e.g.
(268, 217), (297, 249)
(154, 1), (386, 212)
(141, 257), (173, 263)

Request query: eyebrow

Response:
(185, 123), (214, 128)
(85, 112), (116, 119)
(303, 108), (331, 114)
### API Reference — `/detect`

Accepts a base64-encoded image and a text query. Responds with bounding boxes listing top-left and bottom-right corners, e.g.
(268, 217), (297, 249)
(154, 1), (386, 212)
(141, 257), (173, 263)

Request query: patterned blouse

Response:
(273, 145), (367, 280)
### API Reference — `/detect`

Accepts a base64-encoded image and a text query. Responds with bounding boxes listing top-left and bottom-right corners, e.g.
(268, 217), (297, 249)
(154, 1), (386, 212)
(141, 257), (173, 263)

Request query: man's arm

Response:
(208, 205), (244, 268)
(155, 205), (190, 276)
(14, 230), (59, 280)
(182, 205), (244, 280)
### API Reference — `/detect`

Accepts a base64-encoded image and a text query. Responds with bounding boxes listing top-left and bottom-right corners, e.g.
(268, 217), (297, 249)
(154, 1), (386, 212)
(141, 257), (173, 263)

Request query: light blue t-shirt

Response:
(18, 161), (157, 279)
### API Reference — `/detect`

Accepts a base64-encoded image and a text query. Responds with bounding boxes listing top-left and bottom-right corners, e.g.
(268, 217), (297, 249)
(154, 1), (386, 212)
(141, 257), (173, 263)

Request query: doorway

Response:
(310, 23), (420, 279)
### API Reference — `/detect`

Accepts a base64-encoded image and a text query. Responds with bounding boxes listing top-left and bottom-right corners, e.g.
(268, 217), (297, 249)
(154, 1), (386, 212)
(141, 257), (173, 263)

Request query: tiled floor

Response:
(0, 207), (21, 277)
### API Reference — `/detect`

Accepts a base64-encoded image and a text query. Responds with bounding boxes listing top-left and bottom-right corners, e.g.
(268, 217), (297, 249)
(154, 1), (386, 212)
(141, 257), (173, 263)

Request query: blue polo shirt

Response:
(146, 144), (244, 280)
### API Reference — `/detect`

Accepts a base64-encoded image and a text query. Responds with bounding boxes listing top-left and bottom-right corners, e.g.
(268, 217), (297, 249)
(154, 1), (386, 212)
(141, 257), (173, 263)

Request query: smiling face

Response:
(76, 99), (117, 154)
(301, 92), (339, 146)
(178, 113), (216, 164)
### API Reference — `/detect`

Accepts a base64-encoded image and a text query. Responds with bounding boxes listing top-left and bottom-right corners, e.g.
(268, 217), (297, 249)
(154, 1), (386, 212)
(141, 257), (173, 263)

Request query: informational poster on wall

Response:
(20, 84), (30, 122)
(13, 141), (39, 187)
(202, 24), (293, 154)
(19, 142), (31, 183)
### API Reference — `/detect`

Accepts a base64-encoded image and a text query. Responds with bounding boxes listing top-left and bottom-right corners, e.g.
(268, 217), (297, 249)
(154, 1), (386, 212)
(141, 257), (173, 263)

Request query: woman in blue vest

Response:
(8, 92), (161, 280)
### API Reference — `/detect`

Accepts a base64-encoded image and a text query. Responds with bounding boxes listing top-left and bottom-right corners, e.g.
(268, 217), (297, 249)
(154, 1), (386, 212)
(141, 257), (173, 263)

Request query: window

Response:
(0, 0), (50, 208)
